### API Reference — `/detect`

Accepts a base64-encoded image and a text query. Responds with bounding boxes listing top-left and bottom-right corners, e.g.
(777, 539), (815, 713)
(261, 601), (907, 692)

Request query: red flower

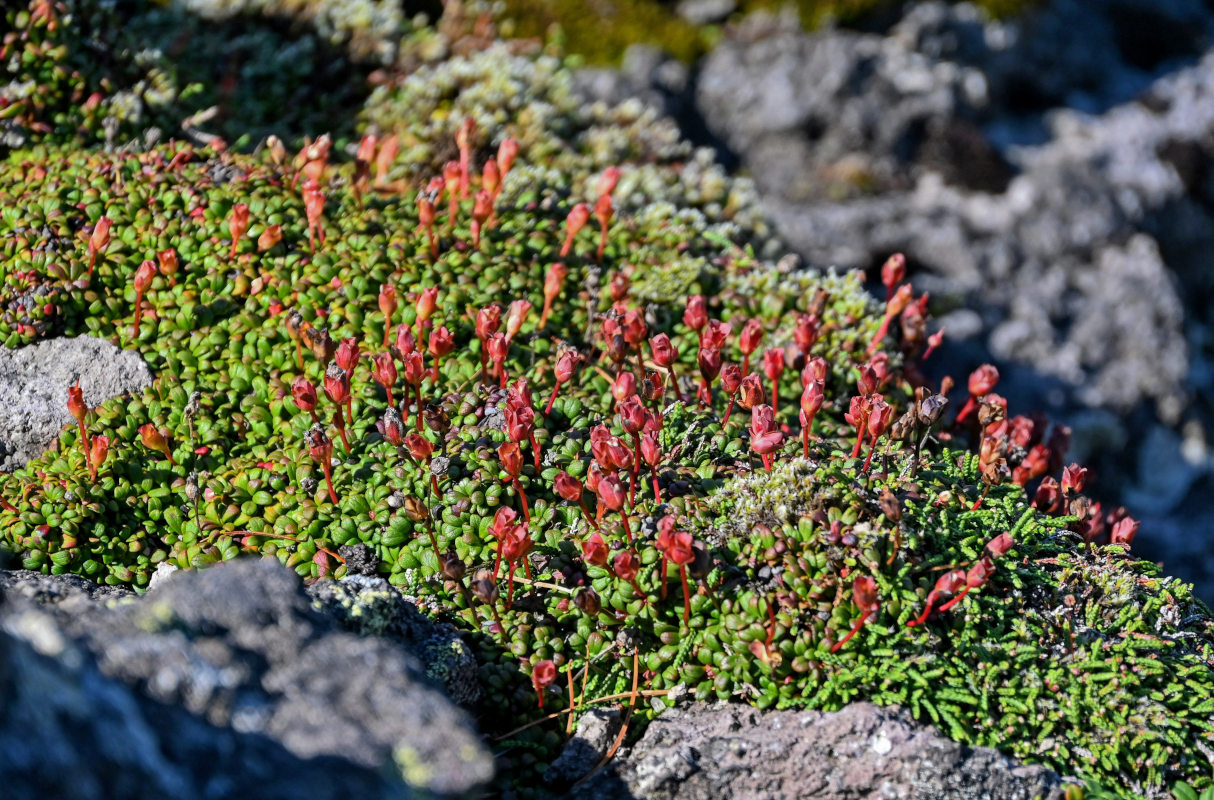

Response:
(499, 441), (523, 477)
(739, 318), (763, 357)
(335, 337), (360, 372)
(702, 320), (731, 351)
(554, 472), (583, 502)
(505, 299), (531, 344)
(531, 659), (557, 708)
(650, 333), (677, 368)
(560, 203), (592, 257)
(323, 365), (350, 407)
(497, 137), (519, 177)
(582, 532), (609, 567)
(291, 376), (319, 416)
(228, 202), (250, 257)
(683, 295), (707, 333)
(738, 374), (765, 410)
(794, 314), (820, 355)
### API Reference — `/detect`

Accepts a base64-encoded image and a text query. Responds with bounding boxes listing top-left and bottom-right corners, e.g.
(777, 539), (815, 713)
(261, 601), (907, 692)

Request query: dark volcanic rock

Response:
(0, 558), (494, 799)
(575, 702), (1065, 800)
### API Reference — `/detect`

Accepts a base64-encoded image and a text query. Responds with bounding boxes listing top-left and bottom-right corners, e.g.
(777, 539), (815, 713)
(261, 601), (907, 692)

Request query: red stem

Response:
(619, 512), (633, 544)
(322, 461), (338, 504)
(529, 433), (542, 471)
(851, 418), (868, 459)
(679, 565), (691, 628)
(937, 587), (971, 613)
(512, 478), (531, 522)
(415, 385), (424, 430)
(829, 610), (872, 653)
(651, 467), (662, 504)
(545, 380), (562, 415)
(578, 498), (600, 530)
(77, 420), (91, 461)
(133, 292), (144, 340)
(867, 309), (896, 355)
(723, 395), (736, 427)
(660, 556), (668, 600)
(667, 365), (685, 402)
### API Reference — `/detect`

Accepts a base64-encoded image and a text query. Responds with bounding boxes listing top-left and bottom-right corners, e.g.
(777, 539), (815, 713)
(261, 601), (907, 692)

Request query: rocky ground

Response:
(577, 0), (1214, 604)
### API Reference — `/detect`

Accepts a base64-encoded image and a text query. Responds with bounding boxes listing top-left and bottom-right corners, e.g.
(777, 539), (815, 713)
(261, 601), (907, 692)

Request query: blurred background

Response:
(7, 0), (1214, 603)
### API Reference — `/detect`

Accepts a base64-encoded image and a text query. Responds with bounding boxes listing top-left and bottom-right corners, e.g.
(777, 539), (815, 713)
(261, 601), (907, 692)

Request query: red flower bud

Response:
(335, 337), (360, 373)
(702, 320), (731, 351)
(476, 305), (501, 341)
(505, 299), (531, 343)
(531, 659), (557, 701)
(416, 287), (438, 323)
(881, 253), (906, 294)
(89, 216), (112, 256)
(379, 284), (397, 318)
(762, 348), (785, 382)
(483, 158), (501, 197)
(228, 202), (250, 256)
(323, 365), (350, 406)
(560, 203), (592, 257)
(619, 396), (647, 434)
(133, 259), (156, 294)
(258, 224), (283, 252)
(1061, 463), (1087, 495)
(622, 309), (647, 348)
(612, 550), (640, 581)
(984, 532), (1015, 558)
(371, 352), (397, 390)
(582, 532), (609, 567)
(800, 380), (824, 419)
(612, 371), (637, 404)
(640, 431), (662, 467)
(596, 473), (626, 511)
(291, 375), (318, 413)
(429, 326), (454, 358)
(1109, 516), (1139, 546)
(794, 314), (820, 354)
(139, 423), (174, 464)
(157, 248), (179, 281)
(683, 295), (707, 332)
(499, 441), (524, 477)
(720, 363), (743, 395)
(697, 347), (722, 382)
(394, 324), (416, 356)
(597, 166), (621, 198)
(738, 374), (765, 410)
(554, 472), (583, 503)
(739, 318), (763, 356)
(405, 432), (433, 461)
(968, 364), (1000, 397)
(89, 434), (109, 474)
(67, 384), (87, 422)
(649, 333), (677, 368)
(497, 137), (519, 177)
(396, 353), (422, 389)
(555, 350), (578, 383)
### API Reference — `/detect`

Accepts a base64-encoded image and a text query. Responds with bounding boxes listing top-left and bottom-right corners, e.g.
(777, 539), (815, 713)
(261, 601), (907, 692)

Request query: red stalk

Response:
(529, 433), (542, 471)
(512, 478), (531, 522)
(544, 380), (563, 415)
(321, 460), (338, 504)
(829, 610), (872, 653)
(679, 565), (691, 628)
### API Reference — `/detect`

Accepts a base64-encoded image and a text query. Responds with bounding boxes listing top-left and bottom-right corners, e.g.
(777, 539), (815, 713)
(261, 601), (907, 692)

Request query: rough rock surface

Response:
(0, 558), (494, 799)
(0, 335), (153, 471)
(575, 702), (1065, 800)
(307, 572), (482, 706)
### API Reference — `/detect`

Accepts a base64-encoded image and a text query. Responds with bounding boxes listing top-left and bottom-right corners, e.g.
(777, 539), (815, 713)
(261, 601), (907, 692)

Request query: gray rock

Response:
(544, 708), (622, 786)
(0, 336), (153, 471)
(0, 558), (494, 799)
(576, 702), (1065, 800)
(307, 573), (482, 706)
